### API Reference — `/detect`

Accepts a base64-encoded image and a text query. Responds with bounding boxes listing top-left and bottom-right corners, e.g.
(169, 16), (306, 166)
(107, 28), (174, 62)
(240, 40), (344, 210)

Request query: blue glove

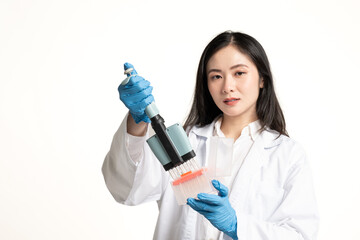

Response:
(118, 62), (154, 123)
(187, 180), (238, 240)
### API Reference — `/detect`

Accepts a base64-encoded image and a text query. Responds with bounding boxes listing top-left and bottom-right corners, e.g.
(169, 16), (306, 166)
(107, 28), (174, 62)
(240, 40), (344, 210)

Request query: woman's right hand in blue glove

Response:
(187, 180), (238, 239)
(118, 63), (154, 124)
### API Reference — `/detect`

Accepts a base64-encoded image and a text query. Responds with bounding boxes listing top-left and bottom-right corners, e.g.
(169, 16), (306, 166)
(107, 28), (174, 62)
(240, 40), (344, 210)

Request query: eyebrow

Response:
(207, 64), (249, 74)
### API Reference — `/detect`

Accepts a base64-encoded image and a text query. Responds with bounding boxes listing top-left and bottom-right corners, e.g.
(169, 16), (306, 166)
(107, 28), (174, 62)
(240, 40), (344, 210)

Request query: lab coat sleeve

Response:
(102, 113), (170, 205)
(233, 143), (319, 240)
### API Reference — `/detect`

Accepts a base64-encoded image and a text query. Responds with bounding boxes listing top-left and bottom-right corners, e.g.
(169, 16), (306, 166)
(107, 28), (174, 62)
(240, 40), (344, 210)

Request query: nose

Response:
(222, 76), (235, 94)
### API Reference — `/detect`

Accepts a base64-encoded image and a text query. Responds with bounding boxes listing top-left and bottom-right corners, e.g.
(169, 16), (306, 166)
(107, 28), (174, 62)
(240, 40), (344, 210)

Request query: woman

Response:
(102, 31), (319, 240)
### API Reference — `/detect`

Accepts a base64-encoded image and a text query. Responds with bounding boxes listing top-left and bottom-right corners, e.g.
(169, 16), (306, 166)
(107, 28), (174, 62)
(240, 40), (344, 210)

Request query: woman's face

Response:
(207, 45), (263, 121)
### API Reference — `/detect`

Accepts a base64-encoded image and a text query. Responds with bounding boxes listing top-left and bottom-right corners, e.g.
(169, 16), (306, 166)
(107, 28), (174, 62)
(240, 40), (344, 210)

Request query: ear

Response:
(259, 78), (264, 88)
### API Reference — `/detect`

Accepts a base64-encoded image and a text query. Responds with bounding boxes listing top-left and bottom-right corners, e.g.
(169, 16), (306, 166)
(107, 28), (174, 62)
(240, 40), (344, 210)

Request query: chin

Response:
(222, 111), (245, 118)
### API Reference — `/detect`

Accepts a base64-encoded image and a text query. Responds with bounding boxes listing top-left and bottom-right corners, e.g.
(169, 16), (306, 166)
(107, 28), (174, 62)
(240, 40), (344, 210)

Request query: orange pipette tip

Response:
(172, 168), (205, 186)
(181, 171), (193, 177)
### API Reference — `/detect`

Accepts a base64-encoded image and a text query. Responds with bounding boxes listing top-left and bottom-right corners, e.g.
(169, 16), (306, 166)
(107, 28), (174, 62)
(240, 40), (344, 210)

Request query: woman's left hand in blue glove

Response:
(187, 180), (238, 240)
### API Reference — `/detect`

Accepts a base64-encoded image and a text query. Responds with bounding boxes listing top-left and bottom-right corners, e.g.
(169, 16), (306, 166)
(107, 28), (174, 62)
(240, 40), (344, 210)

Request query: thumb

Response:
(124, 62), (138, 76)
(212, 179), (229, 197)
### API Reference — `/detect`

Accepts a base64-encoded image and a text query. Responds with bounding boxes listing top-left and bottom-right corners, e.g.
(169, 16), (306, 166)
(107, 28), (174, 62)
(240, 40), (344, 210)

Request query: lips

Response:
(224, 97), (240, 105)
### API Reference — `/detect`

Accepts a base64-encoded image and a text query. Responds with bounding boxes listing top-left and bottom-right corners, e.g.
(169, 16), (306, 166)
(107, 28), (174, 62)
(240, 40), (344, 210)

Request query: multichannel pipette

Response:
(122, 67), (213, 205)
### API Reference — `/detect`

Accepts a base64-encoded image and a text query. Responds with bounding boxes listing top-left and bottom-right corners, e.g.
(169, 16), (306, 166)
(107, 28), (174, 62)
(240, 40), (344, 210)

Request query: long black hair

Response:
(183, 31), (288, 136)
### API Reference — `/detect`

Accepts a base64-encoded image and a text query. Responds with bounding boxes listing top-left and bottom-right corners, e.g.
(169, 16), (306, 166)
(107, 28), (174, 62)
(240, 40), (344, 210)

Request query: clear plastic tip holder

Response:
(170, 160), (213, 205)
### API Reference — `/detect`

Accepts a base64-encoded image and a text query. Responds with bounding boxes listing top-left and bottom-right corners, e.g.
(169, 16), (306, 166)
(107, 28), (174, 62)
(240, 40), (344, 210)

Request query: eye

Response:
(210, 75), (222, 80)
(235, 72), (245, 76)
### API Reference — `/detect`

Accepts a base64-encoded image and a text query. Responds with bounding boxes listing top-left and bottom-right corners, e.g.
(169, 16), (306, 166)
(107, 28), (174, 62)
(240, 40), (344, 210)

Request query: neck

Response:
(220, 113), (258, 140)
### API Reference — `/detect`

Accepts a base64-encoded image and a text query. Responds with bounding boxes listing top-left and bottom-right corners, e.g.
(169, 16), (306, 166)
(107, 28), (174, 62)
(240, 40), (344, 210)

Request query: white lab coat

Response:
(102, 115), (319, 240)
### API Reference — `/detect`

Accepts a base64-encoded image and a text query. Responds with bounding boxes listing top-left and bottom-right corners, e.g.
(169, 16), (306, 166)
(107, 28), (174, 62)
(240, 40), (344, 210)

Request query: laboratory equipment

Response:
(122, 65), (213, 205)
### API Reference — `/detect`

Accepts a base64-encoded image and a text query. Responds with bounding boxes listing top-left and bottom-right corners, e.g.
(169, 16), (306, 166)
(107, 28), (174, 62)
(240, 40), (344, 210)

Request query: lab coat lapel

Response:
(228, 133), (268, 210)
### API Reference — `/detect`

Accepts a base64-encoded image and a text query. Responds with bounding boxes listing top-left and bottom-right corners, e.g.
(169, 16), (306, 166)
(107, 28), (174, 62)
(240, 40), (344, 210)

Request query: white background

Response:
(1, 0), (359, 239)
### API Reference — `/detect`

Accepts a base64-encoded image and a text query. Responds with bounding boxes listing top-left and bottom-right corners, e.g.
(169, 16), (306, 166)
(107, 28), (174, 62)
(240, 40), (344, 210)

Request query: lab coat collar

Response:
(190, 121), (217, 139)
(190, 121), (285, 149)
(213, 118), (262, 141)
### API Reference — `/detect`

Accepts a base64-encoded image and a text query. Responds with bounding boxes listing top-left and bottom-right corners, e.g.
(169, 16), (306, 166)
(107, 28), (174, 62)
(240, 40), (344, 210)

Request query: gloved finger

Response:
(120, 80), (151, 96)
(126, 75), (146, 86)
(124, 62), (138, 76)
(187, 198), (215, 213)
(197, 193), (223, 206)
(212, 179), (229, 197)
(121, 86), (153, 104)
(118, 77), (142, 94)
(131, 112), (151, 124)
(127, 95), (154, 114)
(187, 198), (206, 212)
